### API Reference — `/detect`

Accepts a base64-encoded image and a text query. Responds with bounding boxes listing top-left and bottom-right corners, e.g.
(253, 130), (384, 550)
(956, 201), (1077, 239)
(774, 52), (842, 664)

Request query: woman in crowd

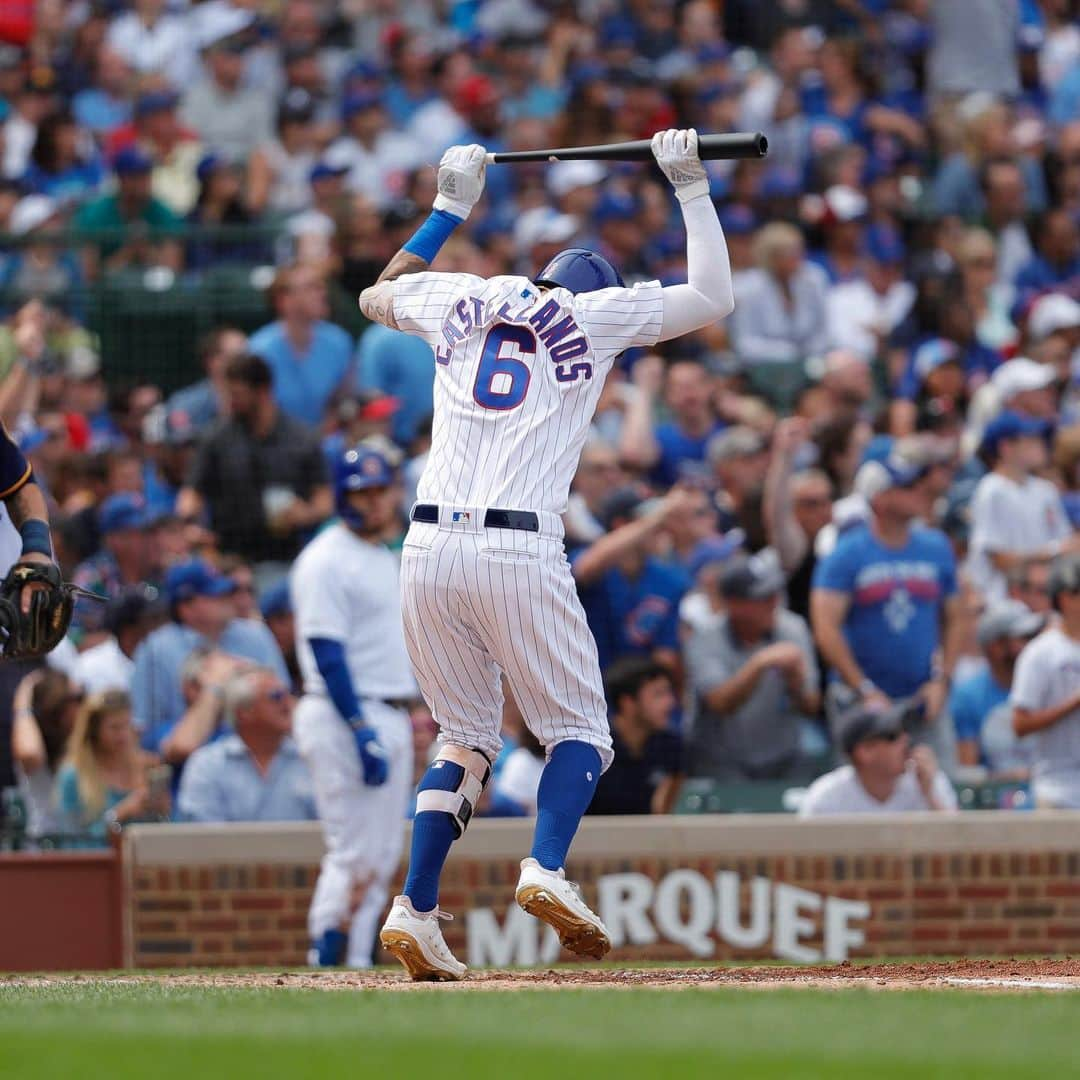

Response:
(957, 228), (1017, 354)
(186, 155), (262, 271)
(10, 669), (83, 843)
(56, 688), (168, 843)
(22, 110), (104, 204)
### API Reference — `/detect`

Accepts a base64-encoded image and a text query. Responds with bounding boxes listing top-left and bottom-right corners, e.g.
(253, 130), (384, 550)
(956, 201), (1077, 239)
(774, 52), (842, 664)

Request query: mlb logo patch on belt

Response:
(452, 511), (471, 523)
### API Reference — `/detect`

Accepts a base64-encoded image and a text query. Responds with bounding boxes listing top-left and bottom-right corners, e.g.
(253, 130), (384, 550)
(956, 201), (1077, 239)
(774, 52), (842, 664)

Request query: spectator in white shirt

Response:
(730, 222), (830, 366)
(827, 225), (915, 362)
(105, 0), (196, 90)
(1011, 552), (1080, 808)
(799, 702), (958, 816)
(966, 409), (1076, 602)
(74, 586), (167, 696)
(2, 74), (55, 181)
(325, 91), (424, 209)
(287, 160), (348, 270)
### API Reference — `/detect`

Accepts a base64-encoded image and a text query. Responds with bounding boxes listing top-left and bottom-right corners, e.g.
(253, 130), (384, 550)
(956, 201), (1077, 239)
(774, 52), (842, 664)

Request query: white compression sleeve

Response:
(656, 192), (735, 343)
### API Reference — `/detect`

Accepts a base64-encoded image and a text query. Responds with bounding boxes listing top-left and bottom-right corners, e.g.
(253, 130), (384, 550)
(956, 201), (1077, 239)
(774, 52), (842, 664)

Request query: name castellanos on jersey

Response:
(435, 284), (593, 384)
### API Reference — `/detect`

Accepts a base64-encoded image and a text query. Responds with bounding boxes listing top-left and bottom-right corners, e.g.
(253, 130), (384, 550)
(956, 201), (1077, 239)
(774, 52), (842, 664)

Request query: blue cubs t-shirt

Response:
(813, 523), (957, 698)
(652, 420), (725, 488)
(573, 554), (689, 674)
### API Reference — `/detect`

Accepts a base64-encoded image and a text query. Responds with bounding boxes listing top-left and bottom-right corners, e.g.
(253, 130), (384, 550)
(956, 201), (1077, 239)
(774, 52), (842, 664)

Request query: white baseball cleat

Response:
(515, 857), (611, 960)
(379, 895), (467, 982)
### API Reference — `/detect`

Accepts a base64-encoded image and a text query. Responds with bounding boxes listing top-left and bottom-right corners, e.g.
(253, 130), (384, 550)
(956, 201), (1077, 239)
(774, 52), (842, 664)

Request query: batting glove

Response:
(352, 724), (390, 787)
(433, 143), (487, 220)
(651, 128), (709, 204)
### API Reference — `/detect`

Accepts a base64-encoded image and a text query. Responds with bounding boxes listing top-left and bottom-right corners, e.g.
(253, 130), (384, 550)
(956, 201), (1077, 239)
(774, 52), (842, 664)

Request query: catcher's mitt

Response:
(0, 561), (102, 659)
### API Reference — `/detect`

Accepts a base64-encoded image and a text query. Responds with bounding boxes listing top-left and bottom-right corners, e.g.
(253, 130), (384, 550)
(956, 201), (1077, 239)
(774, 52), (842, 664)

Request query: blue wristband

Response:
(19, 519), (50, 557)
(403, 209), (464, 263)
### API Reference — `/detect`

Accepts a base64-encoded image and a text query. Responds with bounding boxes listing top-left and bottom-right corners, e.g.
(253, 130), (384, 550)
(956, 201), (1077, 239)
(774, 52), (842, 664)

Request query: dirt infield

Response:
(6, 958), (1080, 993)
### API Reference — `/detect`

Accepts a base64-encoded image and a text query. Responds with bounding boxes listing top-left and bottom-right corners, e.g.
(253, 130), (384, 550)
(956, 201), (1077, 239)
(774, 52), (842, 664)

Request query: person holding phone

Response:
(56, 689), (170, 845)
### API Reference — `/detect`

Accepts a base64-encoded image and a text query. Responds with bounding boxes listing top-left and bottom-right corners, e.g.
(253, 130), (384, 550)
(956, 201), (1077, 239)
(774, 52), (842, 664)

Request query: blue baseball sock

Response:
(403, 761), (464, 912)
(531, 740), (602, 871)
(311, 927), (347, 967)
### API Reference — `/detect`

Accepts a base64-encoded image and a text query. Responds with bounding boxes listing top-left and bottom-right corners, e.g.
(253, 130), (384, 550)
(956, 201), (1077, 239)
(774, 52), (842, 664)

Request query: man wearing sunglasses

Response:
(176, 668), (316, 824)
(798, 702), (957, 816)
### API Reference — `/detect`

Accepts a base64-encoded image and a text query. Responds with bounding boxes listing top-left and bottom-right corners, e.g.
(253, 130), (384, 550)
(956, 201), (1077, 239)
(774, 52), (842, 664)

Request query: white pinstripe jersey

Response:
(392, 272), (664, 513)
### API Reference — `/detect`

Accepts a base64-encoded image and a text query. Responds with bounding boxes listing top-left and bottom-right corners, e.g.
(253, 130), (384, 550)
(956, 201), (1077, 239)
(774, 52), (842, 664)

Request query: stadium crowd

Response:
(2, 0), (1080, 845)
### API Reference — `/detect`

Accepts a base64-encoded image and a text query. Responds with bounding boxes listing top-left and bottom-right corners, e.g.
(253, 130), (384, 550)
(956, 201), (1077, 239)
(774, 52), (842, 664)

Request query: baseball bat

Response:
(484, 131), (767, 164)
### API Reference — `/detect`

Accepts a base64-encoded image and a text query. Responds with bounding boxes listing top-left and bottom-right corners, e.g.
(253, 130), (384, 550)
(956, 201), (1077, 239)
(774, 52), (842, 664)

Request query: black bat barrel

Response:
(489, 131), (768, 164)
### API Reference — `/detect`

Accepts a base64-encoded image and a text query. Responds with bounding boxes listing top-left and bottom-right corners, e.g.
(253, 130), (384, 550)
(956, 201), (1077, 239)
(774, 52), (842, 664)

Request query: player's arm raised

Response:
(358, 144), (487, 329)
(651, 128), (736, 342)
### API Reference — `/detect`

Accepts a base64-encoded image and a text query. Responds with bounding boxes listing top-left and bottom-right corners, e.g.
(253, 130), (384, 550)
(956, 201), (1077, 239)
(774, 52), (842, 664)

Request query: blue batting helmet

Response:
(334, 445), (394, 529)
(534, 247), (624, 294)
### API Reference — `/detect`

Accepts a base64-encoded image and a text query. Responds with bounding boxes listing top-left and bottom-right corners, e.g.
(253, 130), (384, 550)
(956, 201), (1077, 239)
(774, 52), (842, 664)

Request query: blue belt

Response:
(411, 504), (539, 532)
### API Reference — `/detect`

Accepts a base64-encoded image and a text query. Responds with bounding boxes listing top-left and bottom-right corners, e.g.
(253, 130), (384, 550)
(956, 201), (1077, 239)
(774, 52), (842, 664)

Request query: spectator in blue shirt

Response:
(71, 493), (155, 642)
(811, 456), (963, 763)
(249, 264), (354, 427)
(572, 487), (693, 675)
(896, 320), (1001, 405)
(131, 559), (288, 758)
(356, 321), (434, 447)
(1050, 59), (1080, 126)
(1013, 208), (1080, 303)
(72, 46), (133, 141)
(177, 667), (316, 823)
(22, 110), (104, 204)
(165, 326), (248, 438)
(950, 599), (1044, 769)
(619, 357), (725, 488)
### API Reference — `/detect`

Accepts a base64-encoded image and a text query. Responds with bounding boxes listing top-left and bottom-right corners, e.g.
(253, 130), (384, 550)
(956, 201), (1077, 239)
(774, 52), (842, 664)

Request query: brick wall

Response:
(131, 864), (315, 967)
(123, 815), (1080, 968)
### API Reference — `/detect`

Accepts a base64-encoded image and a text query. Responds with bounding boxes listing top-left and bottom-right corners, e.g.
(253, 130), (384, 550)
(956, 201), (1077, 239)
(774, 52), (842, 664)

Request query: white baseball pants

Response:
(398, 509), (613, 771)
(293, 696), (413, 967)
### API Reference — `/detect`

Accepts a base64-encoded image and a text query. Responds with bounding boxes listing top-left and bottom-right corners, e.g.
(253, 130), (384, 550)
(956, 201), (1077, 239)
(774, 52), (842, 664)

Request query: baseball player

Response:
(0, 420), (70, 632)
(290, 444), (416, 967)
(360, 129), (735, 980)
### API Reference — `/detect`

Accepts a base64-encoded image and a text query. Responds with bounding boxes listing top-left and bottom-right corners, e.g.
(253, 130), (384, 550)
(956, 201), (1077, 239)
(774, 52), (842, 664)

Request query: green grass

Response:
(1, 981), (1075, 1080)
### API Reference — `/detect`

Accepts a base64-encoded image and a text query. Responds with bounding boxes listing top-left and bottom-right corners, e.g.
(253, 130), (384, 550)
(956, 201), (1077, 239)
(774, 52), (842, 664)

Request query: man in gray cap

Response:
(1011, 552), (1080, 807)
(707, 424), (770, 544)
(799, 701), (957, 816)
(684, 548), (819, 781)
(950, 599), (1045, 769)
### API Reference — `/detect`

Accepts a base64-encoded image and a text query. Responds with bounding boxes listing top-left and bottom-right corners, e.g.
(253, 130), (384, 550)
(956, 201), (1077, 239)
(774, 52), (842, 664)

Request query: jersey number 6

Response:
(472, 325), (534, 411)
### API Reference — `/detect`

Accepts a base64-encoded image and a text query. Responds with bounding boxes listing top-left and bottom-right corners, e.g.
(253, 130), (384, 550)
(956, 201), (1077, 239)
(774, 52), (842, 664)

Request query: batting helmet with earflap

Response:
(534, 247), (624, 294)
(334, 445), (394, 530)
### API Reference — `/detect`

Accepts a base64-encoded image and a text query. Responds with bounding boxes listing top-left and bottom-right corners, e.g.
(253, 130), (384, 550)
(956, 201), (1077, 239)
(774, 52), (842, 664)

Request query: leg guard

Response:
(414, 745), (492, 836)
